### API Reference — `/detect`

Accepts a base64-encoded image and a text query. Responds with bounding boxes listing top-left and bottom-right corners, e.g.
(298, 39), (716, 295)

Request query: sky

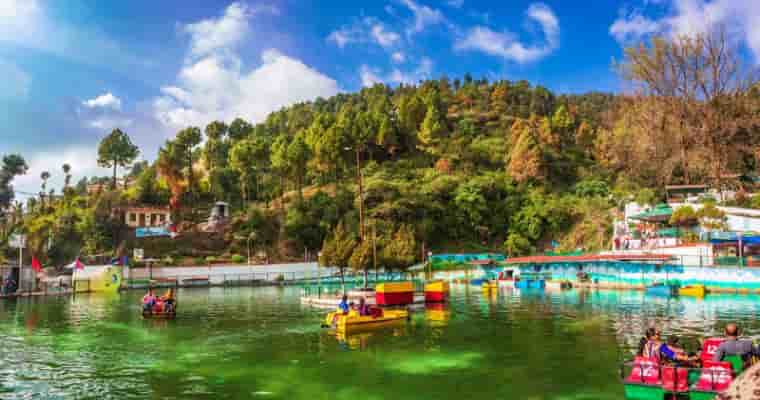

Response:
(1, 0), (759, 197)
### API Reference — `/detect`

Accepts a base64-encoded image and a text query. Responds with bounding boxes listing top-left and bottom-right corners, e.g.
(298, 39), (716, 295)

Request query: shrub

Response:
(751, 195), (760, 210)
(275, 274), (285, 282)
(669, 206), (697, 227)
(162, 256), (176, 266)
(574, 179), (610, 198)
(194, 257), (206, 265)
(205, 256), (217, 264)
(231, 254), (246, 263)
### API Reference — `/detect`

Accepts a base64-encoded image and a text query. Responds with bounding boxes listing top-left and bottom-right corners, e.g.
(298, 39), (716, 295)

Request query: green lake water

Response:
(2, 285), (760, 399)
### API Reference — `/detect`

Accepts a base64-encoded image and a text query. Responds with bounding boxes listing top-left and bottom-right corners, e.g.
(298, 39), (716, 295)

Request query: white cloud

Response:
(154, 3), (339, 129)
(0, 59), (31, 99)
(399, 0), (445, 35)
(609, 1), (760, 61)
(0, 0), (40, 20)
(183, 1), (250, 58)
(13, 146), (111, 196)
(610, 12), (661, 43)
(455, 3), (559, 63)
(83, 93), (122, 111)
(87, 116), (133, 130)
(447, 0), (464, 9)
(0, 0), (149, 73)
(359, 58), (433, 87)
(371, 23), (401, 48)
(327, 28), (354, 48)
(328, 18), (401, 50)
(392, 51), (406, 63)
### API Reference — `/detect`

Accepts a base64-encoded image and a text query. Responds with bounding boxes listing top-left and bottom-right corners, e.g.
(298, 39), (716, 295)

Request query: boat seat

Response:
(625, 357), (661, 385)
(694, 360), (733, 392)
(661, 366), (689, 393)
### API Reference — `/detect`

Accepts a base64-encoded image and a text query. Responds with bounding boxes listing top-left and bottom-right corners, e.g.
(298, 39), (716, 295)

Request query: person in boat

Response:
(338, 295), (349, 314)
(660, 336), (698, 365)
(641, 329), (664, 360)
(713, 323), (759, 363)
(161, 288), (176, 313)
(357, 297), (370, 316)
(637, 328), (657, 357)
(142, 289), (157, 312)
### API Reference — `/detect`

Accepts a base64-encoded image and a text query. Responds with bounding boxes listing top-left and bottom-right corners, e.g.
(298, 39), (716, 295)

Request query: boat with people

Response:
(622, 334), (751, 399)
(323, 308), (409, 333)
(141, 288), (177, 319)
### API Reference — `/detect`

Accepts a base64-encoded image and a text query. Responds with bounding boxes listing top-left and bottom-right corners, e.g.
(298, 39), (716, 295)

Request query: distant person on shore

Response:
(142, 289), (156, 312)
(713, 324), (759, 363)
(338, 295), (349, 314)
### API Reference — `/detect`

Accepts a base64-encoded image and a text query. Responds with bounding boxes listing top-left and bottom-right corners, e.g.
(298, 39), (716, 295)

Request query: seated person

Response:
(142, 289), (156, 312)
(357, 297), (370, 316)
(641, 329), (664, 360)
(162, 289), (176, 313)
(660, 336), (697, 365)
(638, 328), (657, 357)
(338, 295), (349, 314)
(713, 323), (759, 363)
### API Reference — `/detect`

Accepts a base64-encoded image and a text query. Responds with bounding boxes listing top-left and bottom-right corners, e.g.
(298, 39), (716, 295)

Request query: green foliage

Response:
(97, 129), (140, 188)
(205, 256), (217, 263)
(504, 233), (533, 257)
(574, 179), (610, 198)
(697, 204), (727, 231)
(231, 254), (245, 263)
(752, 195), (760, 210)
(669, 206), (698, 227)
(381, 225), (417, 271)
(634, 189), (657, 207)
(319, 222), (356, 280)
(0, 154), (28, 211)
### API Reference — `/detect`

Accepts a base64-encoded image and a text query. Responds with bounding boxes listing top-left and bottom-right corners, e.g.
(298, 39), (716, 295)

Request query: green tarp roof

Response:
(630, 204), (673, 222)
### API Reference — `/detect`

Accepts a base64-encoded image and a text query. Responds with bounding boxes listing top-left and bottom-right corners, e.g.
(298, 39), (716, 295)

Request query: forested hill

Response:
(6, 32), (760, 266)
(180, 77), (620, 258)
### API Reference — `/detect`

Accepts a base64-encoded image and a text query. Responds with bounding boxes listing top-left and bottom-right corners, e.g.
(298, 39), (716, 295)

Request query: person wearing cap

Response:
(713, 323), (759, 362)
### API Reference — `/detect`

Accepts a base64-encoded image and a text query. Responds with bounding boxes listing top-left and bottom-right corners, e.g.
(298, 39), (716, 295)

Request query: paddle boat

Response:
(481, 280), (498, 291)
(323, 308), (409, 333)
(622, 337), (744, 400)
(678, 284), (706, 298)
(514, 271), (549, 289)
(645, 282), (678, 297)
(142, 310), (177, 319)
(545, 280), (572, 291)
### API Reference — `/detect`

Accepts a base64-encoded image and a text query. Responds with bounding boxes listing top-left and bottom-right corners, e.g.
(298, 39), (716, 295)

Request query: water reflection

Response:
(3, 286), (760, 399)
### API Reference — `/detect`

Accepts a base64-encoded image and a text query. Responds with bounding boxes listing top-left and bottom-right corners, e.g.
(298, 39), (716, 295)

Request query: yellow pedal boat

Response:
(323, 309), (409, 332)
(481, 281), (498, 291)
(678, 284), (706, 297)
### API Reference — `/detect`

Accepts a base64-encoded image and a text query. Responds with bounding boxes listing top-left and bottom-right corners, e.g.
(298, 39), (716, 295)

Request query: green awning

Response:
(630, 204), (673, 222)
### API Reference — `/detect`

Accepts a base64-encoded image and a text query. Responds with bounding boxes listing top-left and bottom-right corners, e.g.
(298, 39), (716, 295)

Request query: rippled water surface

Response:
(2, 285), (760, 399)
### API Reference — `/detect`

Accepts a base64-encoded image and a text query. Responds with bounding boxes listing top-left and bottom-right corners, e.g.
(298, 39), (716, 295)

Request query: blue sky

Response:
(1, 0), (759, 196)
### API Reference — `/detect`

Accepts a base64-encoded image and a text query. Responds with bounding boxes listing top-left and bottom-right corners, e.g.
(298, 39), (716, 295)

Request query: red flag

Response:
(31, 256), (42, 273)
(75, 258), (85, 270)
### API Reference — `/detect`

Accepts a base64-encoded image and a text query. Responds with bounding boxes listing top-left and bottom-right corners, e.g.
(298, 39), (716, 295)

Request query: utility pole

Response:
(356, 147), (365, 242)
(345, 145), (365, 242)
(372, 221), (377, 282)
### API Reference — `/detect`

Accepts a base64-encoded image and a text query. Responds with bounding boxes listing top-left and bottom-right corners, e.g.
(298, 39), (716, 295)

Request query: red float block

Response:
(424, 291), (448, 302)
(376, 291), (414, 306)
